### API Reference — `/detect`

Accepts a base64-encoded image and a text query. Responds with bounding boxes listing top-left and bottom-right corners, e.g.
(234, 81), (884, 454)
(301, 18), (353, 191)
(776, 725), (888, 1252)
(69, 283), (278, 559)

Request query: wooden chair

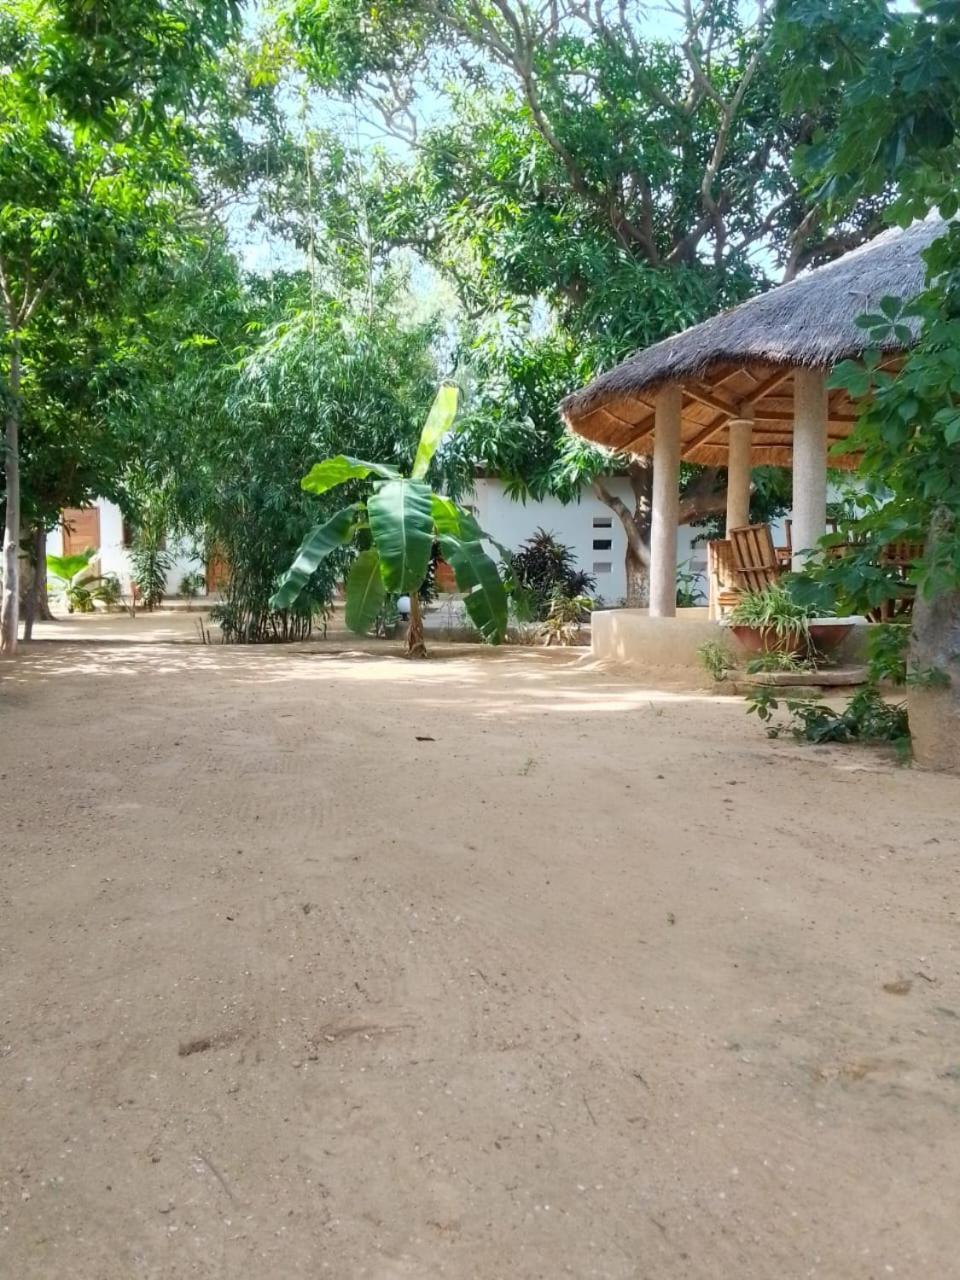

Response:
(707, 540), (741, 619)
(728, 524), (783, 593)
(776, 517), (839, 566)
(866, 541), (924, 621)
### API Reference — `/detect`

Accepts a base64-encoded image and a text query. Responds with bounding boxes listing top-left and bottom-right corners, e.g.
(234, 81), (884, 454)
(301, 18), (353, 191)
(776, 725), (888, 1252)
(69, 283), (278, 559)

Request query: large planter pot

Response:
(730, 619), (853, 657)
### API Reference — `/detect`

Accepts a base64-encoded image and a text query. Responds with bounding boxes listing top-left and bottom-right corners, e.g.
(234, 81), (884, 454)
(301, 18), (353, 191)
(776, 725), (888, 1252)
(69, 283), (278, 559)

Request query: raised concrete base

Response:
(590, 608), (871, 682)
(590, 608), (722, 675)
(740, 665), (868, 688)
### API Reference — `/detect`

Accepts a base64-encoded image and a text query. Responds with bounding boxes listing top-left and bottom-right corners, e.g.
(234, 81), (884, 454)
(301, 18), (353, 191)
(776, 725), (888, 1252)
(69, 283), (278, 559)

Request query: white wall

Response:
(470, 478), (712, 604)
(467, 478), (848, 604)
(52, 499), (204, 596)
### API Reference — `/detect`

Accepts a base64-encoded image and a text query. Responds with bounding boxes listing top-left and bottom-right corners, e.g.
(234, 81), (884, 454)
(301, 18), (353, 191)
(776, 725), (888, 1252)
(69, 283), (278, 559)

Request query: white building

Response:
(471, 477), (773, 604)
(53, 500), (205, 597)
(58, 480), (797, 605)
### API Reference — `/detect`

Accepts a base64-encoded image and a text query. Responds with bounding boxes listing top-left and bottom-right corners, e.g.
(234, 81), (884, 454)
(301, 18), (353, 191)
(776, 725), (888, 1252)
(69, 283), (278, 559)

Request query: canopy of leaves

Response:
(777, 0), (960, 603)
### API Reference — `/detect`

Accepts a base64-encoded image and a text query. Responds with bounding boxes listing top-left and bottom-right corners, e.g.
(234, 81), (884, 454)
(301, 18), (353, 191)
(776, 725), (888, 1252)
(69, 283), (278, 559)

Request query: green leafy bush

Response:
(729, 584), (821, 656)
(539, 592), (593, 646)
(508, 529), (596, 622)
(676, 559), (705, 608)
(748, 685), (909, 751)
(178, 571), (205, 599)
(697, 639), (735, 681)
(130, 535), (173, 610)
(91, 575), (122, 610)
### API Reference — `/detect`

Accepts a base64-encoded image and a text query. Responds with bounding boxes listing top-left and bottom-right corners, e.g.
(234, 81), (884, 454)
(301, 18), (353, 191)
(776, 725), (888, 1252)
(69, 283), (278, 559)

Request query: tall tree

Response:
(776, 0), (960, 769)
(0, 0), (255, 653)
(275, 0), (872, 600)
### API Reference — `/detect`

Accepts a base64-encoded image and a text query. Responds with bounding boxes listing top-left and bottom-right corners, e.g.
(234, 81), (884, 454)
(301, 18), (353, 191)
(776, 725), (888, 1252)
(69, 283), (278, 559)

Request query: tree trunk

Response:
(592, 464), (728, 610)
(907, 508), (960, 774)
(21, 526), (48, 642)
(592, 470), (652, 607)
(1, 338), (22, 657)
(624, 546), (648, 608)
(35, 527), (53, 620)
(406, 590), (427, 658)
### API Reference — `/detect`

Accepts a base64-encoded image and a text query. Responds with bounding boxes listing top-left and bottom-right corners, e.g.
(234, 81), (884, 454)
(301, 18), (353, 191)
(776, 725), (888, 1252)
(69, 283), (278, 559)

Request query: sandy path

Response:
(2, 635), (960, 1279)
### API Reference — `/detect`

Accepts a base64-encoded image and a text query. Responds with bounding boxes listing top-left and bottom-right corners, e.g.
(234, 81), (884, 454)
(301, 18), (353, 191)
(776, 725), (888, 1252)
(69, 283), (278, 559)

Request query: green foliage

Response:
(698, 639), (736, 683)
(129, 534), (173, 611)
(367, 479), (435, 594)
(778, 0), (960, 605)
(91, 574), (123, 609)
(0, 0), (272, 651)
(729, 584), (820, 651)
(344, 548), (386, 633)
(46, 546), (97, 611)
(46, 549), (96, 587)
(301, 457), (401, 495)
(508, 528), (595, 622)
(272, 505), (361, 611)
(867, 623), (910, 686)
(748, 684), (910, 752)
(268, 0), (844, 596)
(178, 571), (205, 599)
(438, 531), (509, 644)
(676, 560), (705, 608)
(744, 651), (816, 676)
(539, 592), (593, 647)
(271, 386), (510, 652)
(117, 258), (444, 644)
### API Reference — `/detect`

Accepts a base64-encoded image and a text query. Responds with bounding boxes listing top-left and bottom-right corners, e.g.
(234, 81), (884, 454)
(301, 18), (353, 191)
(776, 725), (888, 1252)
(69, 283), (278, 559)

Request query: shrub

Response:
(539, 591), (593, 645)
(509, 529), (596, 621)
(130, 534), (173, 610)
(178, 571), (205, 599)
(747, 684), (909, 750)
(697, 639), (735, 681)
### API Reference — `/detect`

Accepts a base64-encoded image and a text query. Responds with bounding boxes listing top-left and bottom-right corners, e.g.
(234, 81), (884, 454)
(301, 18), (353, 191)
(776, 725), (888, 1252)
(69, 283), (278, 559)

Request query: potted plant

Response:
(728, 584), (852, 660)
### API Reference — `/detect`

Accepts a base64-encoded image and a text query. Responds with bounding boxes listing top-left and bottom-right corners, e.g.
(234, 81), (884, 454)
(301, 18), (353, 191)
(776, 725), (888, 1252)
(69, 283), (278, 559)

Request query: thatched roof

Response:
(561, 218), (944, 469)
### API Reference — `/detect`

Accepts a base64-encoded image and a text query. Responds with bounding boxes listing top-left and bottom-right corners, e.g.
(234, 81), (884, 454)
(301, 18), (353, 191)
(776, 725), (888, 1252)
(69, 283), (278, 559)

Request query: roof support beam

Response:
(684, 383), (738, 417)
(681, 411), (728, 459)
(650, 387), (682, 618)
(743, 368), (792, 406)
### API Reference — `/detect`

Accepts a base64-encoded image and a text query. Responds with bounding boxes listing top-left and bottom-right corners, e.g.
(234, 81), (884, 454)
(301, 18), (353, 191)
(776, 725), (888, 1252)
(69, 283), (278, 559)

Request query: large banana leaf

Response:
(439, 534), (508, 644)
(270, 503), (360, 610)
(367, 479), (435, 594)
(301, 456), (400, 496)
(344, 548), (386, 634)
(455, 506), (514, 565)
(411, 384), (459, 481)
(429, 494), (462, 539)
(46, 549), (96, 585)
(430, 496), (513, 566)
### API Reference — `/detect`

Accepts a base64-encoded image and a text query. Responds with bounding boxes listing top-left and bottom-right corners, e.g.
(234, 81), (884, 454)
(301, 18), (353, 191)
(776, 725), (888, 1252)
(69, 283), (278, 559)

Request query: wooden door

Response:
(61, 507), (101, 557)
(206, 553), (230, 594)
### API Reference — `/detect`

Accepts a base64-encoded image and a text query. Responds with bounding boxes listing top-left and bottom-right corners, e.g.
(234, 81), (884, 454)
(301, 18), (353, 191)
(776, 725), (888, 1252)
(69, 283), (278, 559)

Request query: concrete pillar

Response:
(725, 411), (753, 533)
(791, 367), (828, 571)
(649, 385), (683, 617)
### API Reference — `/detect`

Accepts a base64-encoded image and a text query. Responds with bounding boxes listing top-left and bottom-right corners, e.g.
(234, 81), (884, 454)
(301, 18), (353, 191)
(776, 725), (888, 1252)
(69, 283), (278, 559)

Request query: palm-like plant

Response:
(270, 386), (508, 657)
(46, 549), (97, 612)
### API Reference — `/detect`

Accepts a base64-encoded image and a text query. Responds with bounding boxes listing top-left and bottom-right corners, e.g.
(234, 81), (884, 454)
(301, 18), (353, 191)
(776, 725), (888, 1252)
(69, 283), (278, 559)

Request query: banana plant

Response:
(46, 548), (99, 611)
(270, 385), (509, 656)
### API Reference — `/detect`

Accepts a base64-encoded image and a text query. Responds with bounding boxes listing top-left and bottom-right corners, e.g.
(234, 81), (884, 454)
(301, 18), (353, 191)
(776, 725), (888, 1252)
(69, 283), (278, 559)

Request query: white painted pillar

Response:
(725, 410), (754, 534)
(791, 367), (828, 571)
(649, 385), (683, 617)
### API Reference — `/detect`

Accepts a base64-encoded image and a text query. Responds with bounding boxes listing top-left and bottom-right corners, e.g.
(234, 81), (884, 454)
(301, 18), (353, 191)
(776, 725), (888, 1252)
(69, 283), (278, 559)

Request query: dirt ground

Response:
(3, 616), (960, 1279)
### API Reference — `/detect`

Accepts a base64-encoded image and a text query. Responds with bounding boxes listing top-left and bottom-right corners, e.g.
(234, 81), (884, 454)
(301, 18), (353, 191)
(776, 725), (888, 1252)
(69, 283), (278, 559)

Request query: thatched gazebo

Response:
(561, 218), (943, 616)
